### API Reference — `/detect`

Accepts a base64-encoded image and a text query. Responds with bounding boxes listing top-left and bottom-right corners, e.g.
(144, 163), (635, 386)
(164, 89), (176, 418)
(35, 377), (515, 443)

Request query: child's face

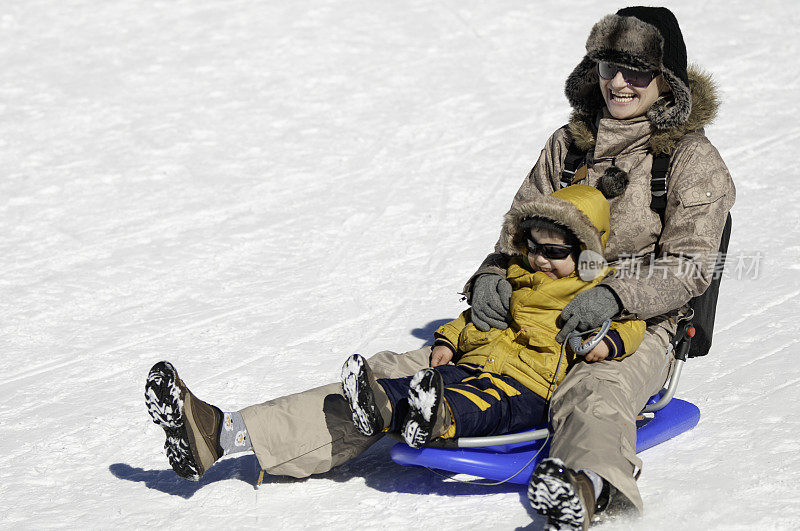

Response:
(526, 228), (576, 280)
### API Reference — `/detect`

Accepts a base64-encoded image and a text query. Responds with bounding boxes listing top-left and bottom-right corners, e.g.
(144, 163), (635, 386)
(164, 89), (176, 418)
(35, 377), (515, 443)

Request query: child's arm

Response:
(431, 311), (470, 365)
(583, 320), (646, 362)
(609, 319), (647, 359)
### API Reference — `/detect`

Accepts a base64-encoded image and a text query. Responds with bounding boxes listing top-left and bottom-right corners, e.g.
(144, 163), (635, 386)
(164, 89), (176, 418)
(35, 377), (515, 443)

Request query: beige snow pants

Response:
(241, 325), (671, 514)
(240, 346), (432, 477)
(549, 323), (673, 514)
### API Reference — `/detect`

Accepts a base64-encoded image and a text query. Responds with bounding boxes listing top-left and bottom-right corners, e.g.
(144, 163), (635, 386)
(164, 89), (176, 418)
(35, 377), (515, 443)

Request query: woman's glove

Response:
(556, 286), (622, 343)
(470, 274), (512, 332)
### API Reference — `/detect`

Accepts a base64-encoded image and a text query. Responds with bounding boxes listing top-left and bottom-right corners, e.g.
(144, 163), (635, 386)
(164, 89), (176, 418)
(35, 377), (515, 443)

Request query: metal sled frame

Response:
(390, 323), (700, 484)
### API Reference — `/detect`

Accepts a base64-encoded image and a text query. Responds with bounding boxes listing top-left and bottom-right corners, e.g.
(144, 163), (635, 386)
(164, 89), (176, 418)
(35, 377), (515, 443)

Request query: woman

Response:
(145, 6), (734, 529)
(469, 6), (734, 528)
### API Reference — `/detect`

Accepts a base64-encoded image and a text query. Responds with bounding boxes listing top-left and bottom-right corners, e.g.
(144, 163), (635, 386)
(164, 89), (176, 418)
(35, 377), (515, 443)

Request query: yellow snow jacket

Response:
(436, 184), (645, 400)
(435, 259), (645, 400)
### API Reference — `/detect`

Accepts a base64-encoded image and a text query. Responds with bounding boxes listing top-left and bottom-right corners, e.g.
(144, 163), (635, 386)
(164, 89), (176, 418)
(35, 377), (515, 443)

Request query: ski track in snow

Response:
(0, 305), (259, 387)
(2, 1), (800, 529)
(713, 288), (800, 333)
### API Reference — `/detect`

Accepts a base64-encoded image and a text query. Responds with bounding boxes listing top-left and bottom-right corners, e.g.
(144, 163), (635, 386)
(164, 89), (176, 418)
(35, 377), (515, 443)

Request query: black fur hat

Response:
(565, 6), (691, 130)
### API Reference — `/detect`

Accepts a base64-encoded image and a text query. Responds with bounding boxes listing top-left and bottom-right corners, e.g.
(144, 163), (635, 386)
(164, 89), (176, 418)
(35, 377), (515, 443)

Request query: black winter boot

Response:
(340, 354), (387, 436)
(527, 457), (597, 530)
(145, 361), (224, 481)
(401, 368), (446, 448)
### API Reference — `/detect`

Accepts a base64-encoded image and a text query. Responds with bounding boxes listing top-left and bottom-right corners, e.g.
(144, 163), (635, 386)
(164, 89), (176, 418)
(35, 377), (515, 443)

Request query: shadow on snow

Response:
(111, 437), (529, 500)
(113, 317), (548, 527)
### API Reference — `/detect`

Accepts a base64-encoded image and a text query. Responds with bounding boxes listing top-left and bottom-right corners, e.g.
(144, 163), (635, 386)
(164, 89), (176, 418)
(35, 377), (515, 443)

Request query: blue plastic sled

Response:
(390, 397), (700, 484)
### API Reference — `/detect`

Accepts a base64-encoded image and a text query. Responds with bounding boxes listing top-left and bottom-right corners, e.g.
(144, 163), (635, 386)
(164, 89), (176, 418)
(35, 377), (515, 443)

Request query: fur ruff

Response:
(565, 14), (693, 130)
(567, 66), (719, 156)
(499, 195), (602, 257)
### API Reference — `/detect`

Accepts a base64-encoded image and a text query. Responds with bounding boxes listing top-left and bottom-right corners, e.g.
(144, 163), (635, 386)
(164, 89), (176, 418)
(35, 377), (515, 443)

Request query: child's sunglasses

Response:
(597, 61), (657, 88)
(526, 238), (574, 260)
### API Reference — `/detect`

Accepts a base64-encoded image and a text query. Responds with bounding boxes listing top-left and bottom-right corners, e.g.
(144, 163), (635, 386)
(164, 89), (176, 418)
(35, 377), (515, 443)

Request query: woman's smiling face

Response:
(599, 67), (668, 120)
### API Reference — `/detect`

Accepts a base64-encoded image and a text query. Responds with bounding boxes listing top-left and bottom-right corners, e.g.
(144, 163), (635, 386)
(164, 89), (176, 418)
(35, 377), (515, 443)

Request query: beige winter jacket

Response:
(466, 68), (735, 326)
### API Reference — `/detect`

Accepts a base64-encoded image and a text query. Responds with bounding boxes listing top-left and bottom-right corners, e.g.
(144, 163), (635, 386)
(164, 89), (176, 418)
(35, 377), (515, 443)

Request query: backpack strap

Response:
(650, 152), (670, 223)
(560, 142), (586, 188)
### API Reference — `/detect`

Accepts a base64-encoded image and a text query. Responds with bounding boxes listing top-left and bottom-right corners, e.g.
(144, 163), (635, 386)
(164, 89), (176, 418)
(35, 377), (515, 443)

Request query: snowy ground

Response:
(1, 0), (799, 529)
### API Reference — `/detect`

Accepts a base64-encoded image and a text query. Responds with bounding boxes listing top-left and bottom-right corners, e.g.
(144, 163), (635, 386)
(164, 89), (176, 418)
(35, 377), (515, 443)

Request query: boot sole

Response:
(527, 458), (586, 530)
(341, 354), (383, 436)
(145, 361), (202, 481)
(401, 369), (441, 448)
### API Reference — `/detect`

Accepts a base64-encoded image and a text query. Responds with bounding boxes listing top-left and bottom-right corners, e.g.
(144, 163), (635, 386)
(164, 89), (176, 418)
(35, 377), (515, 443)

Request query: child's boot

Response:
(401, 368), (448, 448)
(340, 354), (391, 436)
(527, 457), (598, 530)
(145, 361), (224, 481)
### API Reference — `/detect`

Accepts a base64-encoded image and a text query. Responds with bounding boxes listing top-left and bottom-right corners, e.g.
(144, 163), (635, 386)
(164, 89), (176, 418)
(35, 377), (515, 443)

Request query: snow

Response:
(1, 0), (799, 528)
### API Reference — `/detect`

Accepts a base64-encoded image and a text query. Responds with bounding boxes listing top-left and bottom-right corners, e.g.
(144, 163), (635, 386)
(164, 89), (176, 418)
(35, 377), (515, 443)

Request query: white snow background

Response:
(1, 0), (799, 529)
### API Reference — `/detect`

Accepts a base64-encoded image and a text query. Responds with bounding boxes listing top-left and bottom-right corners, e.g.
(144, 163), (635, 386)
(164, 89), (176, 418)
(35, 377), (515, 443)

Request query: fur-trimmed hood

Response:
(567, 66), (719, 156)
(499, 184), (610, 257)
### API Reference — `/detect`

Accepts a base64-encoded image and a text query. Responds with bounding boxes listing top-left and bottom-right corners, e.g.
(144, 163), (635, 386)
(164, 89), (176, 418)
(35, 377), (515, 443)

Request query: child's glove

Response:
(556, 286), (621, 343)
(470, 274), (512, 331)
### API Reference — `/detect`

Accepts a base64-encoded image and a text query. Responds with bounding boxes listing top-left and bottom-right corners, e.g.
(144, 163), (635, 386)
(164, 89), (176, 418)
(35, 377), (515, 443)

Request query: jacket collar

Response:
(593, 111), (652, 161)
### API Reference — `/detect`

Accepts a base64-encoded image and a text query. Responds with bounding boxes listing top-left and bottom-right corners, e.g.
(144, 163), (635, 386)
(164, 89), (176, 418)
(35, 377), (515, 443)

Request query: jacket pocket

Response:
(678, 182), (726, 207)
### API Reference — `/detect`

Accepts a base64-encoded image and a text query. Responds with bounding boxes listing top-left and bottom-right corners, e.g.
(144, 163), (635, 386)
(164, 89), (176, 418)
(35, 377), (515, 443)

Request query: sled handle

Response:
(457, 427), (550, 448)
(568, 319), (612, 356)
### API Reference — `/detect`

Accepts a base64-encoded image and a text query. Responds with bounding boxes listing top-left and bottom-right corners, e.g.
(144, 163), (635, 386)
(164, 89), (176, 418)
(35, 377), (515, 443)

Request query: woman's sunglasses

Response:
(597, 61), (657, 88)
(526, 238), (574, 260)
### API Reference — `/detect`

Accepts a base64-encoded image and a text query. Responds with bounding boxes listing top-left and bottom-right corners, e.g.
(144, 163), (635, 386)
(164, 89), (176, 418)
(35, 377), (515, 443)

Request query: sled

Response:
(390, 320), (700, 484)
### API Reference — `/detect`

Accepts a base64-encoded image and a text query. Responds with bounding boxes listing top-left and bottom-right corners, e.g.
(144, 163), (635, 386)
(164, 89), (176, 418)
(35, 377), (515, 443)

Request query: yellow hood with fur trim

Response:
(499, 184), (610, 257)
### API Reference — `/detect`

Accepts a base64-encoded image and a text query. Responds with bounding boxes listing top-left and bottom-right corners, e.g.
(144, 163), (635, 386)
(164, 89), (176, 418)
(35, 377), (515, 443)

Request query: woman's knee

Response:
(550, 370), (637, 428)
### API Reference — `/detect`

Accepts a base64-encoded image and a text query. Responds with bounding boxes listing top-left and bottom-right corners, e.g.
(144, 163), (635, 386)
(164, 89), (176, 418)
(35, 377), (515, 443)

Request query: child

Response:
(341, 185), (645, 448)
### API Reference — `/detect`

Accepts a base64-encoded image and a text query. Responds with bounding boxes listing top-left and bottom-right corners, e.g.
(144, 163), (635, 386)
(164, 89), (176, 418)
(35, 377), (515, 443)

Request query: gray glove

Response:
(555, 286), (622, 343)
(470, 274), (512, 332)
